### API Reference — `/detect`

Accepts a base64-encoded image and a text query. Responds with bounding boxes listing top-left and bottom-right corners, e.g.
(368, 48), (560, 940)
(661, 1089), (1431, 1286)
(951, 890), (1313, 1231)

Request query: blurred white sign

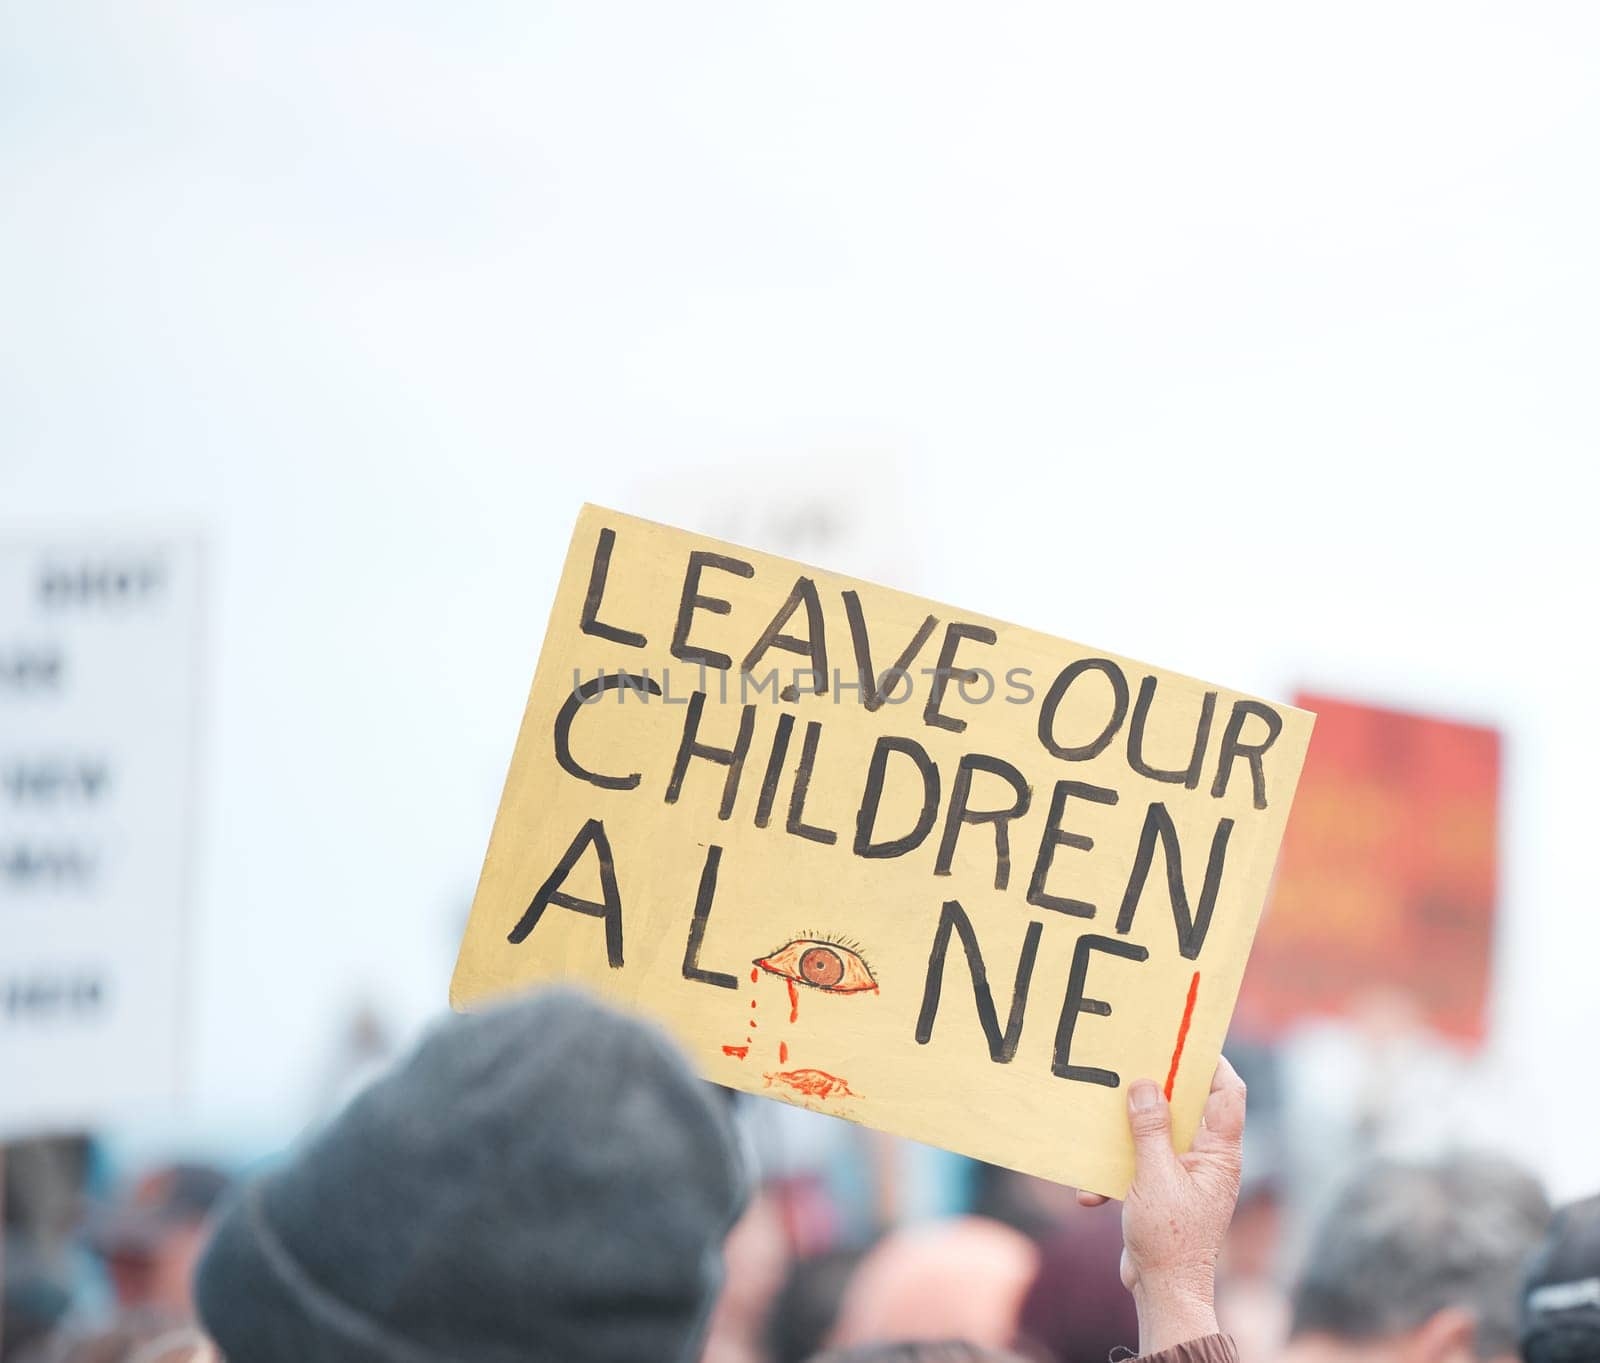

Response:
(0, 538), (203, 1136)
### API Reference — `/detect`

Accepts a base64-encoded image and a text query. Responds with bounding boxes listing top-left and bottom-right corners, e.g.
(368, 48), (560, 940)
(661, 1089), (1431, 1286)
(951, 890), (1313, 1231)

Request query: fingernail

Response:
(1129, 1080), (1161, 1112)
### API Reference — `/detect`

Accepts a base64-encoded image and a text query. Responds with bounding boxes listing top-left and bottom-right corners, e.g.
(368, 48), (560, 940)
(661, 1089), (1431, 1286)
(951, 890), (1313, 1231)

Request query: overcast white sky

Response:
(3, 3), (1598, 1192)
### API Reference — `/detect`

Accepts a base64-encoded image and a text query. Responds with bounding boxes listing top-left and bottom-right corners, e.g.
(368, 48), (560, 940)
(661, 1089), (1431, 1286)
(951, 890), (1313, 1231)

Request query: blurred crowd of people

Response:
(3, 989), (1596, 1363)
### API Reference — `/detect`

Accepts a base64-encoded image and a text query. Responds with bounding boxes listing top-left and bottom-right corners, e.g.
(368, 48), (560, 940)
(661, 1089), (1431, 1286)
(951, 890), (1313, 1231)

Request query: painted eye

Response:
(755, 939), (877, 994)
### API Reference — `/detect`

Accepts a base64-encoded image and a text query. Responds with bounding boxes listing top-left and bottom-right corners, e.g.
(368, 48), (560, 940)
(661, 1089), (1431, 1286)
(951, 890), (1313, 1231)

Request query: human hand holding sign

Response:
(1077, 1056), (1247, 1357)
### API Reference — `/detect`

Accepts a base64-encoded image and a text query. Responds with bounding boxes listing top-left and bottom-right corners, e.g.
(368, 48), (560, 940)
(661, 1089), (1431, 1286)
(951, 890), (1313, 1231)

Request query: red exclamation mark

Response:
(1164, 972), (1201, 1102)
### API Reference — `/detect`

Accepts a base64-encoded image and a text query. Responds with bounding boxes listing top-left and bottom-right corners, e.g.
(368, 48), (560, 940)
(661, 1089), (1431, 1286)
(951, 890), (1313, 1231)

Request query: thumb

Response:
(1127, 1079), (1178, 1182)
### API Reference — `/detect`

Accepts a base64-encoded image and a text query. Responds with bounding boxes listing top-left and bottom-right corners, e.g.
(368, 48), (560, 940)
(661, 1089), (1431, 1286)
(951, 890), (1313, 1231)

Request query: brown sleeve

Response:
(1131, 1333), (1240, 1363)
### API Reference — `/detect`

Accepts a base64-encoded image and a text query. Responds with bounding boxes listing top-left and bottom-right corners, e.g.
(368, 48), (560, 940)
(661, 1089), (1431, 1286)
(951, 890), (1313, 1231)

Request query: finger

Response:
(1190, 1055), (1246, 1155)
(1126, 1078), (1179, 1182)
(1076, 1189), (1110, 1208)
(1210, 1053), (1243, 1098)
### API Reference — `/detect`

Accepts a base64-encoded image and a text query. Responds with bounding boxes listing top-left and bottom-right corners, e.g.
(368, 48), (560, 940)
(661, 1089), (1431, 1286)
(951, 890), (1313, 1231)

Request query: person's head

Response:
(193, 987), (746, 1363)
(1288, 1153), (1550, 1363)
(1520, 1192), (1600, 1363)
(88, 1164), (230, 1317)
(826, 1218), (1039, 1352)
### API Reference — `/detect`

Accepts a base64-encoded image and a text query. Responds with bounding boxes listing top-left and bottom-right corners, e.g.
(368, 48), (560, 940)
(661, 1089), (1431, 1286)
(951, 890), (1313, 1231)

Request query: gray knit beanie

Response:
(194, 988), (746, 1363)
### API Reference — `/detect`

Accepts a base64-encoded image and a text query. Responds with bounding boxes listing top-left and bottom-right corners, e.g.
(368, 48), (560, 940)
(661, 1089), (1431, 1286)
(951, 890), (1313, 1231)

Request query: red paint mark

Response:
(1164, 972), (1201, 1102)
(764, 1069), (857, 1101)
(750, 1019), (758, 1028)
(779, 1041), (788, 1063)
(722, 1045), (749, 1059)
(750, 999), (758, 1008)
(750, 967), (760, 983)
(787, 978), (799, 1023)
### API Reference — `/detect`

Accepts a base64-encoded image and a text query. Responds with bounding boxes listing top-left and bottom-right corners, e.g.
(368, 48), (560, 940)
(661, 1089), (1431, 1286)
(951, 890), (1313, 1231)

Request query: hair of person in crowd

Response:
(1287, 1151), (1551, 1362)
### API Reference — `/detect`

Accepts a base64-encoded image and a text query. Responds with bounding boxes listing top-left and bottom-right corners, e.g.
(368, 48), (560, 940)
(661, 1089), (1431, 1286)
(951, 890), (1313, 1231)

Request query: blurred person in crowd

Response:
(86, 1164), (229, 1318)
(14, 1319), (210, 1363)
(809, 1344), (1028, 1362)
(188, 987), (745, 1363)
(701, 1188), (792, 1363)
(1214, 1180), (1290, 1363)
(3, 1138), (93, 1361)
(2, 1255), (74, 1363)
(825, 1217), (1040, 1351)
(1519, 1192), (1600, 1363)
(1283, 1153), (1549, 1363)
(766, 1245), (873, 1363)
(1013, 1201), (1139, 1363)
(969, 1164), (1084, 1240)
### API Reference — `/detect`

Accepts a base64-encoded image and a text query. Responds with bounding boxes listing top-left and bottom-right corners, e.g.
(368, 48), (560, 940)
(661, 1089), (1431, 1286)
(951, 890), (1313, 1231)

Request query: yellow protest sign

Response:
(452, 506), (1313, 1196)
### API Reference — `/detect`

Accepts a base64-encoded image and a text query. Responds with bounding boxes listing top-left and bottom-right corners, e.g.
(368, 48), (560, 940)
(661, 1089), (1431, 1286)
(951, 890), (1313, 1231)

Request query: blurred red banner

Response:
(1234, 693), (1499, 1047)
